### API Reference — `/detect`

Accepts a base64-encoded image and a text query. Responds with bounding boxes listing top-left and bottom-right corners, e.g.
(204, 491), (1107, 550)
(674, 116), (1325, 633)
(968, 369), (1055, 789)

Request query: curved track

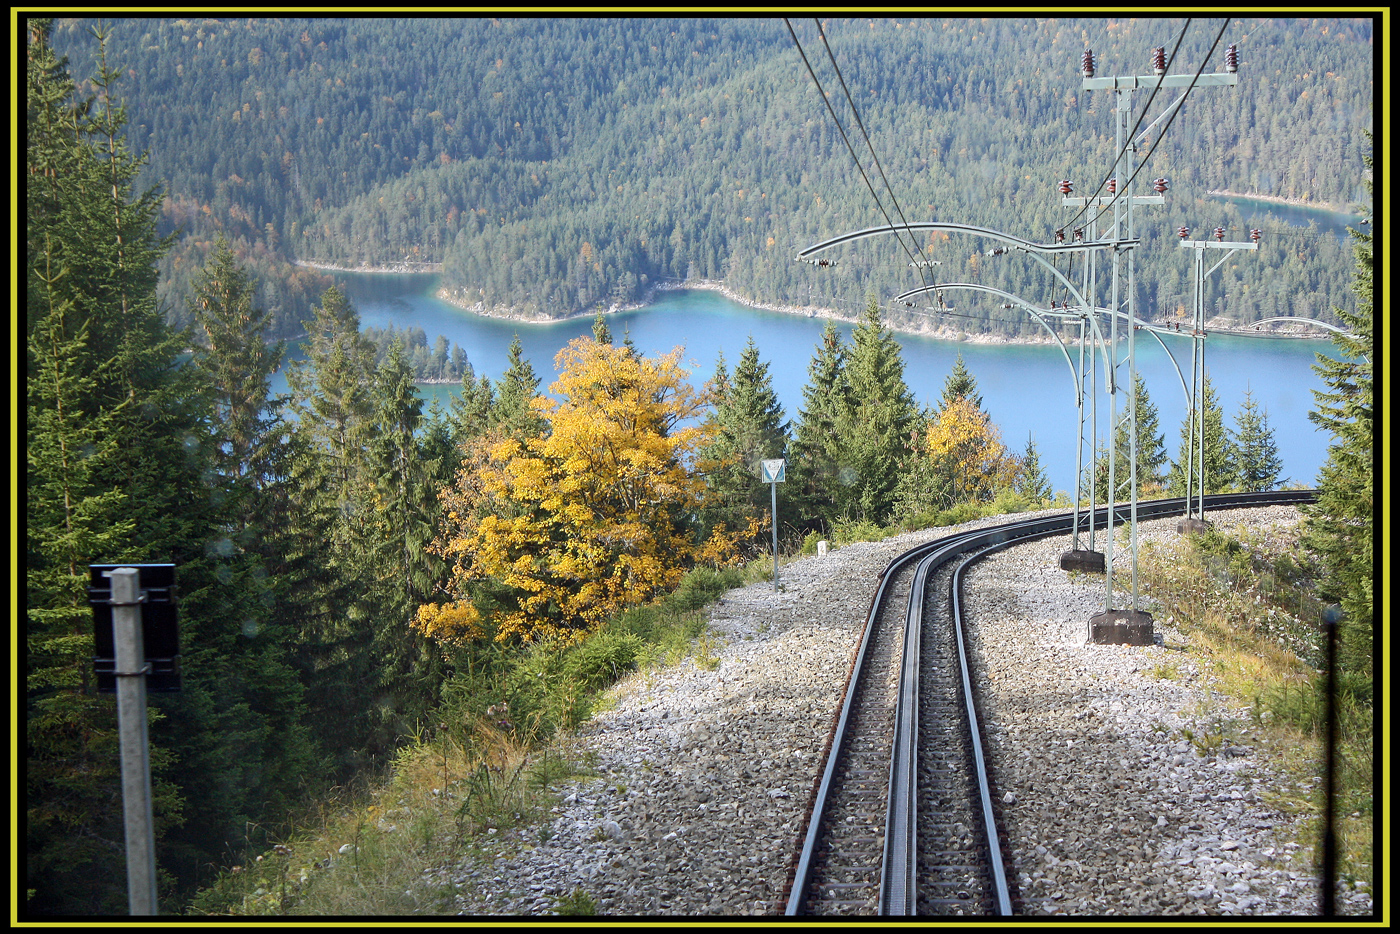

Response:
(784, 490), (1315, 916)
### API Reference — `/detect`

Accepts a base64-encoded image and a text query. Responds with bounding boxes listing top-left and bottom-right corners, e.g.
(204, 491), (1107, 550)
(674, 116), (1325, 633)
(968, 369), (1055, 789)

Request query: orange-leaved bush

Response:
(415, 337), (749, 645)
(925, 394), (1021, 503)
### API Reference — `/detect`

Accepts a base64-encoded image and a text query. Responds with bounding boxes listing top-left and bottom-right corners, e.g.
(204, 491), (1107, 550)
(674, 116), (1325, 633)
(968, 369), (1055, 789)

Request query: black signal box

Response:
(89, 563), (181, 692)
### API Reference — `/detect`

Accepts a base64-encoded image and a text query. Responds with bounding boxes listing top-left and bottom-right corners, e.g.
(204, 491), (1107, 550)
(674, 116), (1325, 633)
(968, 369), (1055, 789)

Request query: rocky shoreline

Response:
(1206, 189), (1359, 215)
(292, 259), (1335, 347)
(430, 278), (1328, 346)
(427, 507), (1371, 918)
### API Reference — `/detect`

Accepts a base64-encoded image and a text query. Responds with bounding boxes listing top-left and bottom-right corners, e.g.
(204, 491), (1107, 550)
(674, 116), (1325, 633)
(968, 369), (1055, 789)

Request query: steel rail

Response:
(787, 488), (1315, 916)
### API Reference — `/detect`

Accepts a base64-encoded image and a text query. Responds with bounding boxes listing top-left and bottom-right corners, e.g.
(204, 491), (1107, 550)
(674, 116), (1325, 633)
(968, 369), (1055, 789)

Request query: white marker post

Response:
(761, 459), (786, 592)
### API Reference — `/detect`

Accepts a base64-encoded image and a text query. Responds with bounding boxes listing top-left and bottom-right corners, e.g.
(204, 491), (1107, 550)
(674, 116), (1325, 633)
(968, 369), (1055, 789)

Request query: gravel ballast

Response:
(435, 507), (1371, 917)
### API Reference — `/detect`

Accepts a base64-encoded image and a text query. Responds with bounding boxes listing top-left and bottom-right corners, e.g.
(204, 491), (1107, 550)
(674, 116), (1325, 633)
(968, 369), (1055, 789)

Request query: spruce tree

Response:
(1302, 137), (1373, 676)
(938, 351), (983, 412)
(356, 339), (447, 740)
(1095, 372), (1169, 499)
(1017, 433), (1053, 503)
(287, 285), (377, 491)
(27, 23), (315, 912)
(1167, 373), (1232, 496)
(493, 335), (547, 438)
(790, 321), (849, 526)
(450, 370), (496, 446)
(834, 298), (920, 524)
(592, 310), (612, 344)
(189, 236), (286, 499)
(1227, 387), (1285, 492)
(699, 338), (788, 534)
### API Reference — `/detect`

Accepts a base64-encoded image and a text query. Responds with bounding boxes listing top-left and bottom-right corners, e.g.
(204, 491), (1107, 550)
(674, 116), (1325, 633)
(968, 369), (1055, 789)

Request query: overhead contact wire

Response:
(784, 18), (933, 296)
(814, 19), (937, 294)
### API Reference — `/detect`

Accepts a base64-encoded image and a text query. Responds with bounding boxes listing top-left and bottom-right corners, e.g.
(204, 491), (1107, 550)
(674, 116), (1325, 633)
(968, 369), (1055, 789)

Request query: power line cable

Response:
(813, 19), (934, 286)
(783, 18), (936, 302)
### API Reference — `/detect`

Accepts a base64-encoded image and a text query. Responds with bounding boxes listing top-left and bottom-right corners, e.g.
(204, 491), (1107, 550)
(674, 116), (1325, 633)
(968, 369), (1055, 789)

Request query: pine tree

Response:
(1095, 372), (1169, 499)
(1227, 387), (1285, 492)
(1302, 136), (1373, 676)
(699, 337), (788, 535)
(937, 351), (983, 412)
(493, 334), (547, 438)
(1167, 373), (1232, 496)
(835, 298), (920, 523)
(1017, 433), (1053, 503)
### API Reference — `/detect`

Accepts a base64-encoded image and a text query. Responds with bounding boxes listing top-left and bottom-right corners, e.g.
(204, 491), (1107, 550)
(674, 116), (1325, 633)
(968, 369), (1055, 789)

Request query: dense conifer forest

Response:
(45, 17), (1371, 337)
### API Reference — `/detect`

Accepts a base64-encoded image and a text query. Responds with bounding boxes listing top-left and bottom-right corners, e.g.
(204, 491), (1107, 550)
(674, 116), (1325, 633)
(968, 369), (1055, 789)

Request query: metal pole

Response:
(1321, 604), (1341, 917)
(771, 480), (780, 593)
(1072, 317), (1086, 549)
(1124, 134), (1141, 610)
(1197, 272), (1207, 520)
(108, 567), (159, 915)
(1185, 247), (1200, 517)
(1088, 308), (1098, 552)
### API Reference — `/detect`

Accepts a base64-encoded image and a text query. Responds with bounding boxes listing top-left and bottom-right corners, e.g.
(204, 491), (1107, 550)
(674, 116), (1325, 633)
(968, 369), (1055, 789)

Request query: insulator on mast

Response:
(1081, 49), (1095, 78)
(1152, 46), (1166, 76)
(1059, 179), (1073, 195)
(1107, 178), (1117, 195)
(1214, 226), (1226, 242)
(1055, 228), (1066, 243)
(1250, 228), (1262, 243)
(1152, 177), (1169, 194)
(1178, 226), (1190, 240)
(1073, 226), (1084, 242)
(1225, 44), (1239, 74)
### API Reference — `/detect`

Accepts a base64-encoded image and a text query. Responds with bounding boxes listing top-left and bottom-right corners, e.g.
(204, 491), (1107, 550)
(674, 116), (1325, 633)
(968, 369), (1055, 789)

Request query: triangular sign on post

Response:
(761, 458), (786, 483)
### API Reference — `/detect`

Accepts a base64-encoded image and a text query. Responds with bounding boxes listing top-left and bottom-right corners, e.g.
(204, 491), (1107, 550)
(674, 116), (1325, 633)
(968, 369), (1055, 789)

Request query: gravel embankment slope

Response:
(436, 506), (1371, 917)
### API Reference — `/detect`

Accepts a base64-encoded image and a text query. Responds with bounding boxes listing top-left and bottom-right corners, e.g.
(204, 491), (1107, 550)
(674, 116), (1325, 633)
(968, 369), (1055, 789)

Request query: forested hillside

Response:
(47, 17), (1371, 336)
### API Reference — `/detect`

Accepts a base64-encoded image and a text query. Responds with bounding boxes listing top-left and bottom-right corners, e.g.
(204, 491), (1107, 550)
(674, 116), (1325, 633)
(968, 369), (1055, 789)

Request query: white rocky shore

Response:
(433, 507), (1371, 917)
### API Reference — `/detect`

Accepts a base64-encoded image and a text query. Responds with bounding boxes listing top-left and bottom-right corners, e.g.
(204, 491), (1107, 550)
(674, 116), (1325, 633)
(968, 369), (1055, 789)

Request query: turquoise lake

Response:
(280, 271), (1343, 497)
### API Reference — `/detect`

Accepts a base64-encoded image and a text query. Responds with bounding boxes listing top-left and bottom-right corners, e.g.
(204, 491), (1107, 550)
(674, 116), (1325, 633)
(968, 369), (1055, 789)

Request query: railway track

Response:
(784, 490), (1315, 917)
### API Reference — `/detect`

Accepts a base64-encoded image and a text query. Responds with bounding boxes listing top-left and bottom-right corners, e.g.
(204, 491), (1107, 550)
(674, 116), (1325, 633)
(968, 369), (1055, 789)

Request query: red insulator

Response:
(1225, 44), (1239, 74)
(1059, 179), (1073, 195)
(1082, 49), (1095, 78)
(1073, 226), (1084, 242)
(1178, 226), (1190, 240)
(1152, 46), (1166, 76)
(1214, 226), (1226, 242)
(1055, 228), (1065, 243)
(1153, 177), (1169, 194)
(1250, 228), (1262, 242)
(1107, 178), (1117, 195)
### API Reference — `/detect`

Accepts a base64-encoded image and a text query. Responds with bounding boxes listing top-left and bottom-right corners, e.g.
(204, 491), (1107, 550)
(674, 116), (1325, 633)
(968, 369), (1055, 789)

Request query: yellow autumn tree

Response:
(925, 394), (1021, 504)
(416, 337), (746, 645)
